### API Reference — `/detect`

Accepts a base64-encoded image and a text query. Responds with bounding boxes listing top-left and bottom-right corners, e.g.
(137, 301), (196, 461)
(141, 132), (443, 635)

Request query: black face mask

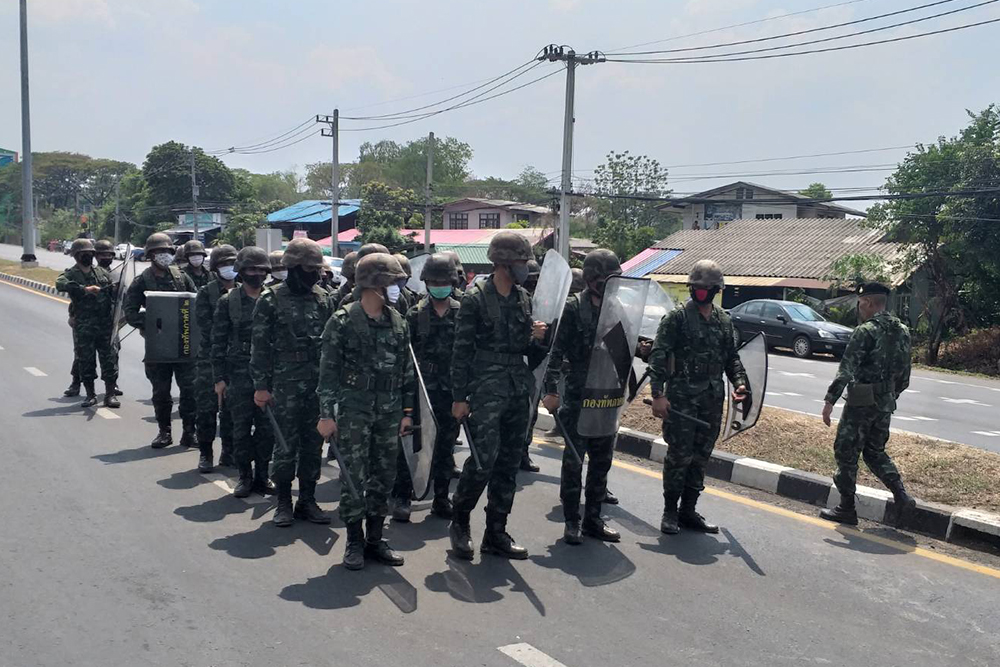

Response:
(77, 253), (94, 267)
(242, 274), (264, 289)
(97, 257), (113, 269)
(286, 266), (320, 295)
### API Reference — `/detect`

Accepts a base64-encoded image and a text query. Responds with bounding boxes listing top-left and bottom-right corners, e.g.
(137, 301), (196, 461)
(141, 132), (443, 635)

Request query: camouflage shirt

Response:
(825, 311), (911, 411)
(543, 289), (600, 402)
(249, 282), (332, 391)
(56, 265), (115, 324)
(195, 279), (230, 360)
(123, 266), (197, 330)
(407, 295), (461, 393)
(211, 286), (258, 384)
(648, 300), (748, 399)
(183, 265), (212, 291)
(317, 302), (415, 419)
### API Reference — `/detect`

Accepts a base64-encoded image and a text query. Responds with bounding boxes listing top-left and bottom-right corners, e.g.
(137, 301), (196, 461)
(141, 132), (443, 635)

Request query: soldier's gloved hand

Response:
(542, 393), (560, 413)
(317, 418), (338, 440)
(254, 389), (273, 409)
(531, 321), (548, 341)
(732, 384), (748, 403)
(399, 416), (414, 437)
(822, 401), (834, 427)
(452, 401), (470, 423)
(84, 285), (101, 295)
(651, 396), (671, 419)
(636, 339), (652, 361)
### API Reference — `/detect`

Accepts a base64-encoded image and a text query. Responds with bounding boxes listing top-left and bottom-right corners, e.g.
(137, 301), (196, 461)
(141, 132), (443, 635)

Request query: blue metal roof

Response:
(267, 199), (361, 225)
(623, 249), (682, 278)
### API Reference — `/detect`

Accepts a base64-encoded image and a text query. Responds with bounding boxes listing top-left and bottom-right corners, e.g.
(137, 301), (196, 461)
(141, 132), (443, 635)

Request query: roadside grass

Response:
(621, 401), (1000, 514)
(0, 259), (61, 286)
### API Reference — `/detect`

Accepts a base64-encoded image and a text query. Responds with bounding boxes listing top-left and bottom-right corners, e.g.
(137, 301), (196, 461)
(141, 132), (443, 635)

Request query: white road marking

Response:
(972, 431), (1000, 437)
(498, 643), (568, 667)
(774, 391), (803, 397)
(940, 397), (991, 407)
(95, 408), (120, 420)
(24, 366), (46, 377)
(909, 416), (938, 421)
(894, 416), (917, 421)
(204, 473), (272, 505)
(904, 389), (920, 394)
(778, 371), (816, 378)
(936, 379), (960, 385)
(0, 345), (4, 350)
(812, 400), (841, 408)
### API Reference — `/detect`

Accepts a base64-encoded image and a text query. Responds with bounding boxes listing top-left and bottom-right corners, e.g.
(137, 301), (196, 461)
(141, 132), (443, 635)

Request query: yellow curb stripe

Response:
(0, 278), (70, 304)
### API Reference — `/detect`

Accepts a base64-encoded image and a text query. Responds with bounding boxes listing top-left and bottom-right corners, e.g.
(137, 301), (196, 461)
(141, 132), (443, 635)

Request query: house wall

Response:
(678, 186), (849, 229)
(442, 206), (540, 229)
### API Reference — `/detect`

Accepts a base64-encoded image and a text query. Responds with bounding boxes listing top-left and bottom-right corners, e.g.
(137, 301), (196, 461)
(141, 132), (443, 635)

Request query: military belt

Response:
(342, 372), (402, 392)
(474, 350), (525, 367)
(679, 361), (723, 377)
(420, 361), (446, 375)
(277, 349), (317, 362)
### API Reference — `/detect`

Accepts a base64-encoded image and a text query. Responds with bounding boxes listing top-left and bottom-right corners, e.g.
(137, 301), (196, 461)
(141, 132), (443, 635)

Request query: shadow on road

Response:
(530, 540), (636, 587)
(605, 504), (662, 538)
(92, 443), (188, 464)
(157, 469), (211, 491)
(386, 511), (450, 553)
(174, 493), (263, 523)
(280, 564), (419, 613)
(209, 521), (338, 559)
(639, 528), (766, 576)
(824, 526), (917, 556)
(22, 404), (97, 421)
(425, 555), (545, 615)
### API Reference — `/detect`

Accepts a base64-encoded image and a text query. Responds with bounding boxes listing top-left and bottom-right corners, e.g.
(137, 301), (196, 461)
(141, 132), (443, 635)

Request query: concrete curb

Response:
(534, 409), (1000, 547)
(0, 271), (65, 297)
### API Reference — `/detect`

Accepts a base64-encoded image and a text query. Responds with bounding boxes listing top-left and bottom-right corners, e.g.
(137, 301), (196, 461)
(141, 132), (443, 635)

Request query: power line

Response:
(221, 128), (321, 155)
(560, 186), (1000, 205)
(206, 117), (315, 154)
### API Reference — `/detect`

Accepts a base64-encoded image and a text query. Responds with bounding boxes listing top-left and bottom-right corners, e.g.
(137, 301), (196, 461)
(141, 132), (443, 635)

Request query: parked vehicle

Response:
(115, 243), (130, 260)
(324, 256), (343, 283)
(131, 247), (146, 261)
(729, 299), (852, 358)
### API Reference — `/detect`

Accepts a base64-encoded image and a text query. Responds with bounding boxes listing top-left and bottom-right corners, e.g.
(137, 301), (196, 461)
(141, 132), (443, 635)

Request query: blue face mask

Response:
(428, 285), (453, 300)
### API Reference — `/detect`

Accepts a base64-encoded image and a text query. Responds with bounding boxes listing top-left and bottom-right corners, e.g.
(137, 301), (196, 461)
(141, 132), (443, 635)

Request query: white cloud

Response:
(29, 0), (114, 25)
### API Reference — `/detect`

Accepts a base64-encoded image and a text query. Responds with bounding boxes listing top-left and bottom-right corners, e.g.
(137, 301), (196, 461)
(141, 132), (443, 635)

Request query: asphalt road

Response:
(0, 242), (77, 270)
(764, 349), (1000, 453)
(3, 279), (1000, 667)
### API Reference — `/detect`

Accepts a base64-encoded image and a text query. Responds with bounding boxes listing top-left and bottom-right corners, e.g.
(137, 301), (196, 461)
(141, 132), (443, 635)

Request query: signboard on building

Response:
(0, 148), (17, 167)
(705, 203), (741, 224)
(292, 230), (308, 239)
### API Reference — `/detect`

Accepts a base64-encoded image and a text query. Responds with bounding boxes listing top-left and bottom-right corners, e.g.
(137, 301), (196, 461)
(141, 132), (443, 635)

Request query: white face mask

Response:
(153, 252), (174, 268)
(218, 266), (237, 281)
(271, 270), (287, 281)
(385, 284), (401, 304)
(188, 255), (205, 268)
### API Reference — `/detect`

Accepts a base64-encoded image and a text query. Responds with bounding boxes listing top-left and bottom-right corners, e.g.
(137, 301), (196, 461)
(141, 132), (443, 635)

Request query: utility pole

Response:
(424, 132), (435, 252)
(113, 179), (121, 245)
(190, 151), (200, 241)
(318, 112), (340, 255)
(19, 0), (36, 266)
(539, 45), (604, 260)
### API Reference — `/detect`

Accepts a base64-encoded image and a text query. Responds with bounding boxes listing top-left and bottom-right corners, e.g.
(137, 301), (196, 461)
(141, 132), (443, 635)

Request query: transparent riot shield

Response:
(109, 247), (136, 352)
(401, 345), (438, 500)
(722, 332), (768, 440)
(525, 250), (574, 440)
(406, 252), (430, 296)
(577, 276), (652, 438)
(627, 283), (676, 403)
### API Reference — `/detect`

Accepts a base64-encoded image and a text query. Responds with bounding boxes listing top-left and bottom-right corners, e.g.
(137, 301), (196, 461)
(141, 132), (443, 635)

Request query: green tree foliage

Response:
(799, 182), (833, 200)
(590, 151), (676, 237)
(825, 252), (890, 287)
(866, 105), (1000, 363)
(592, 219), (658, 263)
(355, 181), (422, 251)
(38, 209), (81, 244)
(236, 169), (301, 207)
(142, 142), (236, 209)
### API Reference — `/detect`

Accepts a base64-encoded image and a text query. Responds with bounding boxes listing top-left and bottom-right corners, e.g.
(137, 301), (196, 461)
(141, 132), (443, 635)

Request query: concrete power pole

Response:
(424, 132), (434, 252)
(318, 112), (340, 256)
(19, 0), (36, 266)
(113, 180), (121, 245)
(190, 151), (200, 241)
(539, 45), (604, 260)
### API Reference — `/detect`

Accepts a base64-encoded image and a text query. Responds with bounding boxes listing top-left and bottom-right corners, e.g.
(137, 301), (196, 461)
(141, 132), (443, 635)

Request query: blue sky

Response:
(2, 0), (998, 203)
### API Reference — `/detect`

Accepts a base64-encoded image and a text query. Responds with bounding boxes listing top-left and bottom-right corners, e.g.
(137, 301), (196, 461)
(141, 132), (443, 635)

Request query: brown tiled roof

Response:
(650, 218), (900, 280)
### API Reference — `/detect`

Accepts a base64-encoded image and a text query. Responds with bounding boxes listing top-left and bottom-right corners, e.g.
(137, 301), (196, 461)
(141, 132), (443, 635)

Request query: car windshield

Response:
(330, 257), (344, 268)
(785, 303), (825, 322)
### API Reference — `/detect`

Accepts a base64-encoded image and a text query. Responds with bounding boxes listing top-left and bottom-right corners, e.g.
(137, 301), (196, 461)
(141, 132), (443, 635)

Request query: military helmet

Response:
(487, 231), (533, 264)
(281, 238), (325, 269)
(93, 239), (114, 255)
(341, 251), (358, 280)
(570, 267), (585, 294)
(144, 232), (174, 254)
(687, 259), (725, 289)
(267, 250), (284, 271)
(355, 253), (407, 289)
(235, 246), (271, 273)
(393, 253), (412, 278)
(582, 249), (622, 284)
(356, 243), (390, 261)
(173, 244), (187, 265)
(182, 239), (207, 258)
(70, 238), (95, 257)
(209, 244), (238, 271)
(420, 253), (455, 283)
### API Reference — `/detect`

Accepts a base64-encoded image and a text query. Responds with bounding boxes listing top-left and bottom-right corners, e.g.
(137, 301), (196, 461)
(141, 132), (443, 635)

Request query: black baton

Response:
(642, 398), (711, 429)
(552, 411), (583, 465)
(461, 421), (483, 471)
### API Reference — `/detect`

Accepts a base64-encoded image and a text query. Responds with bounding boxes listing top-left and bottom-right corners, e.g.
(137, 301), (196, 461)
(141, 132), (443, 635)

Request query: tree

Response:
(236, 169), (302, 206)
(799, 182), (832, 200)
(355, 181), (422, 251)
(38, 209), (82, 244)
(826, 253), (890, 287)
(866, 105), (1000, 363)
(142, 141), (236, 210)
(592, 219), (658, 262)
(590, 150), (676, 237)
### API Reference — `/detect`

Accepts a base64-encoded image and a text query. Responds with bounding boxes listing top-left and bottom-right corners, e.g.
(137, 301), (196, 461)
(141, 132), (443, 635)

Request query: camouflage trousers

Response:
(661, 390), (724, 506)
(74, 320), (118, 385)
(145, 362), (196, 429)
(521, 403), (540, 458)
(195, 360), (232, 447)
(832, 405), (901, 498)
(558, 404), (615, 521)
(338, 410), (400, 523)
(452, 391), (530, 518)
(392, 388), (459, 500)
(269, 376), (322, 485)
(226, 369), (273, 471)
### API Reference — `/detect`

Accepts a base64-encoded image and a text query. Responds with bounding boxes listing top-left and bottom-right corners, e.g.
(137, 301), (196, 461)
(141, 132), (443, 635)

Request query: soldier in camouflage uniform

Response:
(519, 259), (543, 473)
(173, 243), (188, 271)
(332, 251), (357, 308)
(267, 250), (286, 287)
(215, 247), (275, 498)
(448, 232), (548, 560)
(648, 260), (748, 535)
(338, 244), (412, 315)
(124, 233), (198, 448)
(181, 240), (211, 291)
(95, 240), (125, 398)
(63, 239), (119, 398)
(392, 253), (420, 306)
(56, 238), (120, 409)
(441, 250), (466, 298)
(820, 282), (915, 527)
(193, 244), (238, 472)
(542, 250), (624, 545)
(250, 238), (333, 527)
(389, 253), (462, 522)
(318, 253), (415, 570)
(569, 267), (585, 295)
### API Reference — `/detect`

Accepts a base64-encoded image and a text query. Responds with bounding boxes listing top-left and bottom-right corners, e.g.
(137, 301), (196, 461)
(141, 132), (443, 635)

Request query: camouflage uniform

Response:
(56, 263), (118, 391)
(183, 265), (211, 291)
(195, 279), (233, 455)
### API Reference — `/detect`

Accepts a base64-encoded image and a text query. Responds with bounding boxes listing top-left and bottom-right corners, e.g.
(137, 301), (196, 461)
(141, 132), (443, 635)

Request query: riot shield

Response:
(143, 291), (200, 363)
(109, 247), (136, 351)
(401, 345), (438, 500)
(722, 332), (768, 440)
(406, 252), (430, 296)
(627, 283), (676, 403)
(525, 250), (574, 440)
(577, 276), (652, 438)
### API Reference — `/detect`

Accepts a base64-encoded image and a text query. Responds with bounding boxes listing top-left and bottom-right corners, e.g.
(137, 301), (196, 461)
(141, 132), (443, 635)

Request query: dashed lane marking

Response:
(498, 643), (568, 667)
(24, 366), (47, 377)
(95, 408), (120, 420)
(940, 397), (991, 407)
(777, 371), (816, 378)
(971, 431), (1000, 437)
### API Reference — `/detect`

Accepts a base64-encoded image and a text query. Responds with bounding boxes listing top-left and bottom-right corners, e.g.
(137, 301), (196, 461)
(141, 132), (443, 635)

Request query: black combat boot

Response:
(103, 382), (120, 409)
(293, 480), (331, 524)
(63, 380), (81, 397)
(481, 511), (528, 560)
(233, 464), (254, 498)
(197, 441), (213, 473)
(252, 462), (275, 496)
(81, 381), (99, 408)
(431, 480), (453, 519)
(365, 516), (404, 566)
(178, 421), (196, 449)
(451, 465), (462, 479)
(660, 494), (680, 534)
(519, 453), (540, 473)
(449, 511), (475, 560)
(582, 502), (621, 542)
(343, 520), (365, 571)
(273, 483), (294, 527)
(218, 440), (235, 468)
(819, 494), (858, 525)
(603, 489), (619, 505)
(678, 489), (719, 534)
(888, 478), (917, 527)
(150, 404), (172, 449)
(114, 386), (124, 397)
(564, 520), (583, 545)
(391, 497), (412, 523)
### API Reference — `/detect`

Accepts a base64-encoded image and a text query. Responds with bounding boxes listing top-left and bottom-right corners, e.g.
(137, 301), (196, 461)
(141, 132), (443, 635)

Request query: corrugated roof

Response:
(320, 227), (554, 245)
(443, 198), (551, 214)
(621, 248), (682, 278)
(434, 244), (492, 265)
(266, 199), (362, 224)
(649, 218), (901, 280)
